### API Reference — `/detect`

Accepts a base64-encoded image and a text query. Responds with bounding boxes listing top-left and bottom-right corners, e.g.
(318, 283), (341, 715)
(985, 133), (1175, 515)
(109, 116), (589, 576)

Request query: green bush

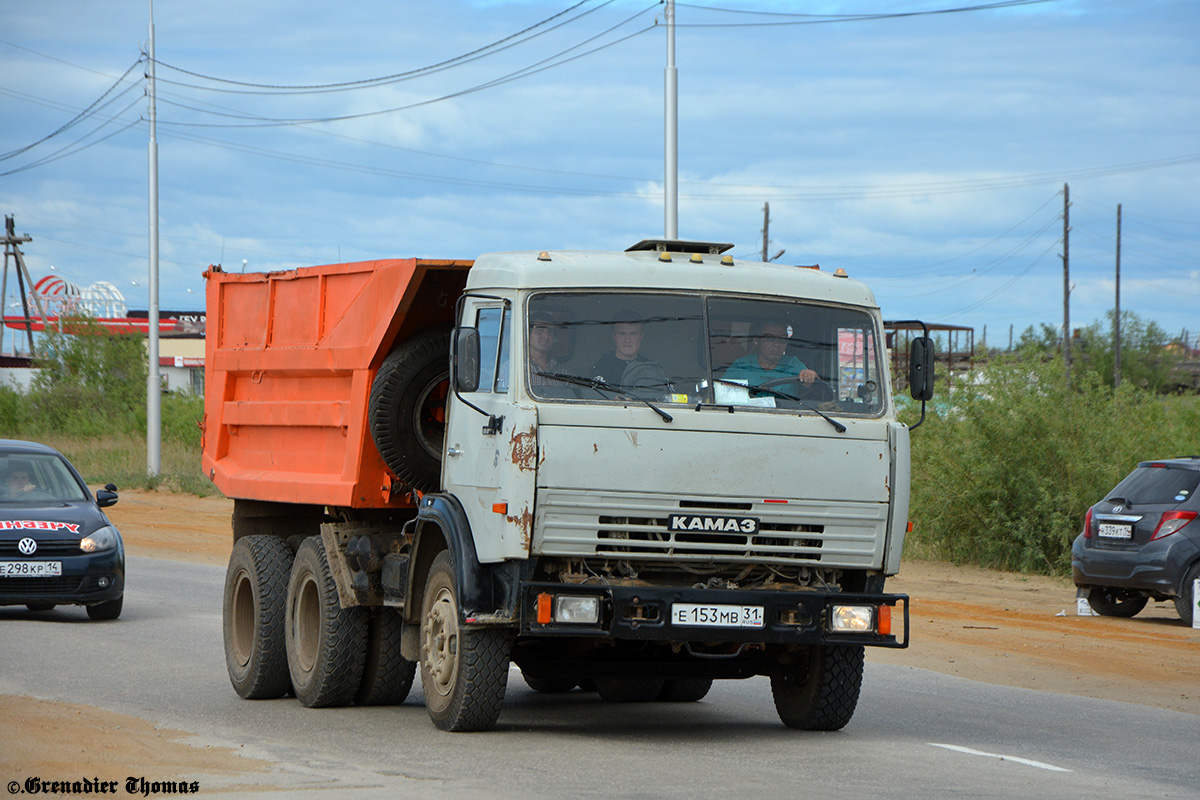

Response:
(905, 352), (1200, 575)
(0, 327), (211, 493)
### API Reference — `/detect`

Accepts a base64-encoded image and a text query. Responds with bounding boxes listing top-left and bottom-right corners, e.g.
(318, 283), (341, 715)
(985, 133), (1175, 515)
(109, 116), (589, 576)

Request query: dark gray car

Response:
(1072, 456), (1200, 623)
(0, 440), (124, 620)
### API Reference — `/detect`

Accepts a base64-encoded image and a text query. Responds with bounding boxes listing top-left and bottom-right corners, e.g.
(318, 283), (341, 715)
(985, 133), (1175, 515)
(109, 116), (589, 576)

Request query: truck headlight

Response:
(830, 605), (874, 632)
(555, 595), (601, 624)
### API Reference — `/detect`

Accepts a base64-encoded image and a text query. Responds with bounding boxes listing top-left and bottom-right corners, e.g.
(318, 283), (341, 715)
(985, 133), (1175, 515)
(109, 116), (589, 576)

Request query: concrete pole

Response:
(147, 0), (161, 476)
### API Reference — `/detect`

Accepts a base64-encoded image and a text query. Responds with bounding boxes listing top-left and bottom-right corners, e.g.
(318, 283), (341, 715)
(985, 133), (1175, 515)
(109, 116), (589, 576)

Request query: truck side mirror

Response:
(909, 336), (935, 401)
(452, 327), (481, 393)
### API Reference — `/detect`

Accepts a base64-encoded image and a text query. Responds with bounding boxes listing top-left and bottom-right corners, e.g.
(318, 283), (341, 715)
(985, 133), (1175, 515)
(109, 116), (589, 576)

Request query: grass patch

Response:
(25, 433), (218, 496)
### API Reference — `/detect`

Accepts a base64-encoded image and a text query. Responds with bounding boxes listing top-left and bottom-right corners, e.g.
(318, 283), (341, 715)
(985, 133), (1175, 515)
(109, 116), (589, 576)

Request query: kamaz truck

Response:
(203, 239), (933, 732)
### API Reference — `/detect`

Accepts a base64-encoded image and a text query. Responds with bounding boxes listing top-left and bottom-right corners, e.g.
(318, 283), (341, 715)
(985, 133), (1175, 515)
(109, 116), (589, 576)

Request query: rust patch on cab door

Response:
(510, 423), (538, 472)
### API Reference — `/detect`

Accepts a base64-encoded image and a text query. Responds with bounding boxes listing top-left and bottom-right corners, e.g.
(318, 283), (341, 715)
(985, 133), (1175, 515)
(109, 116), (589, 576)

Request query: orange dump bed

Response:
(202, 258), (471, 508)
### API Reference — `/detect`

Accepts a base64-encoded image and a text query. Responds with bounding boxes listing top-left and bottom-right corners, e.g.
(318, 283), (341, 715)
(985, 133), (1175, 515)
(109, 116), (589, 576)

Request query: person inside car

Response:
(722, 321), (818, 390)
(589, 312), (655, 387)
(2, 466), (38, 498)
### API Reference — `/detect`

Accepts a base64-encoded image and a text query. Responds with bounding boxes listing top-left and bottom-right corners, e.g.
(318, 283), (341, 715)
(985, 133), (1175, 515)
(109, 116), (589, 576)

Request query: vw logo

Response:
(17, 537), (37, 555)
(1112, 504), (1124, 514)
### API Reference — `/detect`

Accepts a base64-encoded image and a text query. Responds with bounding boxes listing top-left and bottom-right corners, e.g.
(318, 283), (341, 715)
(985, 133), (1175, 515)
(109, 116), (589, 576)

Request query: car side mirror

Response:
(452, 327), (481, 393)
(96, 489), (118, 508)
(909, 336), (935, 402)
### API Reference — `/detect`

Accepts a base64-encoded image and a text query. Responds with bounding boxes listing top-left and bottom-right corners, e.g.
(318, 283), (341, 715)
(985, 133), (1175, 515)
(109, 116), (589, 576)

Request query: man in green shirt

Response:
(722, 321), (818, 391)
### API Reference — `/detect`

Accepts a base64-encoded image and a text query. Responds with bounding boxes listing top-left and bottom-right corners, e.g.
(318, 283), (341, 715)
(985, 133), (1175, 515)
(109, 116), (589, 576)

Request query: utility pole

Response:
(1061, 183), (1071, 386)
(2, 215), (49, 356)
(147, 0), (162, 476)
(664, 0), (678, 240)
(1114, 203), (1122, 388)
(761, 202), (770, 262)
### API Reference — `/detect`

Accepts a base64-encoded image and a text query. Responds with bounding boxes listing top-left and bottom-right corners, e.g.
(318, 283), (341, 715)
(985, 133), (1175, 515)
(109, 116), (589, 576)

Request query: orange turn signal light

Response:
(536, 592), (553, 625)
(492, 502), (508, 514)
(877, 604), (892, 636)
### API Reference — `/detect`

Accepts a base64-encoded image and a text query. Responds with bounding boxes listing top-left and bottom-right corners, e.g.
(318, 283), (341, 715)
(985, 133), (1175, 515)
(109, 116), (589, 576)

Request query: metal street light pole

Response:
(664, 0), (678, 240)
(147, 0), (161, 476)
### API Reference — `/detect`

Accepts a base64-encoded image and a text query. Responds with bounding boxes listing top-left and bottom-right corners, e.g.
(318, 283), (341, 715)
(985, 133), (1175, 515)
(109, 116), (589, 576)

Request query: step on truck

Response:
(203, 239), (934, 732)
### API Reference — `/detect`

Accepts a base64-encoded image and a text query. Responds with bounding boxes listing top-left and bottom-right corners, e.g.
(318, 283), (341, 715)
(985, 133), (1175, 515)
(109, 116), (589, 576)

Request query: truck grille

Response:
(535, 490), (886, 568)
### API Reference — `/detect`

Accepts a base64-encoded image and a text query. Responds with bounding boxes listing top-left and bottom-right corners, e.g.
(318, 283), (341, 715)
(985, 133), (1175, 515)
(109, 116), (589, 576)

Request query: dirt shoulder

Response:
(103, 488), (1199, 716)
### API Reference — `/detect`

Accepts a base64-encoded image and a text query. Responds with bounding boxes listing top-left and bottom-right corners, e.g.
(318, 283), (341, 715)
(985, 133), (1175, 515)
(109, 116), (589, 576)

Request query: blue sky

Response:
(2, 0), (1197, 350)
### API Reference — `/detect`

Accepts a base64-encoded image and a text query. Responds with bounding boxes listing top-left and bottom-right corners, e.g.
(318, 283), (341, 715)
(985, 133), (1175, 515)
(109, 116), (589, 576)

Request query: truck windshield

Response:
(526, 292), (884, 415)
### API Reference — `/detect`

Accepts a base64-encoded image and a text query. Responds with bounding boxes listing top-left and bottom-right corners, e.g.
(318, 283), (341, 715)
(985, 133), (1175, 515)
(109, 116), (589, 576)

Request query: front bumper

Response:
(0, 549), (124, 606)
(517, 581), (908, 648)
(1071, 533), (1200, 597)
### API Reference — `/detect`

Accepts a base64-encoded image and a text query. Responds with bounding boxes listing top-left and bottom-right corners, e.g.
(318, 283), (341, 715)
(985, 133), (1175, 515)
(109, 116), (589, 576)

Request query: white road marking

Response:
(929, 743), (1073, 773)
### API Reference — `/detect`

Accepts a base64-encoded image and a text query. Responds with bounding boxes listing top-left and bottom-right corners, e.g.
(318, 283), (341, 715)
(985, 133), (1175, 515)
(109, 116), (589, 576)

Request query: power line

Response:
(152, 1), (608, 92)
(0, 58), (143, 161)
(673, 0), (1061, 27)
(152, 14), (658, 129)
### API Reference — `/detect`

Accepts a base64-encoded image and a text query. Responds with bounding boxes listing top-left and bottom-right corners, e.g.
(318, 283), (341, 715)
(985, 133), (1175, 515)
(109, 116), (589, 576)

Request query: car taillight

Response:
(1151, 510), (1197, 540)
(1082, 507), (1093, 539)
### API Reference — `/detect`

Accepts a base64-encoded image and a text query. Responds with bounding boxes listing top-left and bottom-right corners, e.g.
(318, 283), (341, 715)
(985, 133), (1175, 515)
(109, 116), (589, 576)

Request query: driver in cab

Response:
(722, 321), (817, 392)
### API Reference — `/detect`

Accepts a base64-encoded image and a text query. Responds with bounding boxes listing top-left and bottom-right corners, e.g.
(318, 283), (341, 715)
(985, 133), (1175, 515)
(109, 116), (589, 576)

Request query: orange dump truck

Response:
(203, 241), (933, 732)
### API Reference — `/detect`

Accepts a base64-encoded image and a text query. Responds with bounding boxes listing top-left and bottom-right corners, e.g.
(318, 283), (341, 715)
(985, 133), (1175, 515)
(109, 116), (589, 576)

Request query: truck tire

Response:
(285, 537), (368, 708)
(1173, 562), (1200, 624)
(1087, 586), (1148, 618)
(224, 535), (293, 699)
(356, 607), (417, 706)
(771, 644), (864, 731)
(657, 677), (713, 702)
(369, 327), (452, 493)
(594, 677), (666, 703)
(419, 551), (512, 731)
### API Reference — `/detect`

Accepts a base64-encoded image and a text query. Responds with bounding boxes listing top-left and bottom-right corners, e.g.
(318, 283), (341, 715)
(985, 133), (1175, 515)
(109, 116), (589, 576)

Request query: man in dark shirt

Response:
(588, 320), (651, 386)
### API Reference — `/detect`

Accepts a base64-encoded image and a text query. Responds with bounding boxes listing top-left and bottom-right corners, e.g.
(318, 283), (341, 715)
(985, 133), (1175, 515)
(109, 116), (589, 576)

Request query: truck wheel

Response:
(356, 607), (417, 706)
(369, 327), (452, 493)
(419, 551), (512, 731)
(657, 678), (713, 702)
(1087, 586), (1148, 618)
(594, 677), (666, 703)
(1173, 562), (1200, 624)
(285, 537), (368, 708)
(771, 644), (864, 731)
(224, 535), (293, 699)
(523, 674), (578, 694)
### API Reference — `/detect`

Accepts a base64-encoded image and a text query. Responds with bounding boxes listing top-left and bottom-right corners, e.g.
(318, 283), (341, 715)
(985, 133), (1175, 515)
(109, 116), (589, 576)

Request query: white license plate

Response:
(672, 603), (764, 628)
(1097, 523), (1132, 540)
(0, 561), (63, 577)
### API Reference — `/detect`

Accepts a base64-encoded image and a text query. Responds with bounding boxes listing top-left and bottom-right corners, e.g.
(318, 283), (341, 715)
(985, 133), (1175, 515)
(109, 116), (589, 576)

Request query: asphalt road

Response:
(1, 556), (1195, 800)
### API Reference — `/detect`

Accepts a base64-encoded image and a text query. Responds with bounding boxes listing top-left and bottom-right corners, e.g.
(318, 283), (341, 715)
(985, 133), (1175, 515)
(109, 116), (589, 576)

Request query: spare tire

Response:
(369, 327), (452, 493)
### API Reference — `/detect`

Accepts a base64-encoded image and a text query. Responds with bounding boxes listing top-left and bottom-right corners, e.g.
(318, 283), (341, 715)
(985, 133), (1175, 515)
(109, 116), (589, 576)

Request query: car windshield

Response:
(1107, 465), (1200, 506)
(0, 452), (89, 504)
(526, 292), (884, 415)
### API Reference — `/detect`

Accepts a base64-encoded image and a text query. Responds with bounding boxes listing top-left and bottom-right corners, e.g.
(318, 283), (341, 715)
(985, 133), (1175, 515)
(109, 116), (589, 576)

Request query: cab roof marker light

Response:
(690, 253), (703, 263)
(720, 255), (734, 266)
(833, 268), (849, 278)
(536, 251), (551, 261)
(658, 251), (672, 262)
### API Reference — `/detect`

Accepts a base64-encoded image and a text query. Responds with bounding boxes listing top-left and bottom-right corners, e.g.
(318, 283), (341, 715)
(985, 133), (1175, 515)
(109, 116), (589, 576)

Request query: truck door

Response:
(443, 301), (538, 562)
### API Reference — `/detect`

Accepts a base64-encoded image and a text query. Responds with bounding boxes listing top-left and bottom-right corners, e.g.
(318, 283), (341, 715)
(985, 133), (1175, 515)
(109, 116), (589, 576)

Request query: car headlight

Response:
(80, 526), (120, 553)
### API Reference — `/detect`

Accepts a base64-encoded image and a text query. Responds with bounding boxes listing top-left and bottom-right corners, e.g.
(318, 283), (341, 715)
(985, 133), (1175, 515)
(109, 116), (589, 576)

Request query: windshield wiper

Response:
(536, 371), (673, 423)
(713, 379), (846, 434)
